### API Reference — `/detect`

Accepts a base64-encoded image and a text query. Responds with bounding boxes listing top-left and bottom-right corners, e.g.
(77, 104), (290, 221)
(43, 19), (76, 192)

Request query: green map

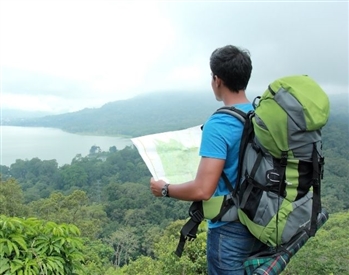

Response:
(155, 139), (200, 183)
(131, 125), (201, 183)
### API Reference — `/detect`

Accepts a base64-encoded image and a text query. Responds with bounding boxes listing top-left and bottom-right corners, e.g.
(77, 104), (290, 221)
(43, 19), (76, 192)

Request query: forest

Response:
(0, 93), (348, 274)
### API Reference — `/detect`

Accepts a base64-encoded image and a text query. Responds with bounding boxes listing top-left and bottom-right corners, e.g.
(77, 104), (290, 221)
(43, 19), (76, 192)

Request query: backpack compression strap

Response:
(309, 143), (323, 236)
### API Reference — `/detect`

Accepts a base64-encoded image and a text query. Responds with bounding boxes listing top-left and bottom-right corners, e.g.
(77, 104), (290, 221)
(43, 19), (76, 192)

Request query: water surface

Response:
(0, 126), (132, 167)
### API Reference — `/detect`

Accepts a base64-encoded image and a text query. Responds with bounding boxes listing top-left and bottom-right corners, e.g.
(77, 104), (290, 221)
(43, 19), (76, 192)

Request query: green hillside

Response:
(3, 91), (222, 137)
(4, 92), (346, 137)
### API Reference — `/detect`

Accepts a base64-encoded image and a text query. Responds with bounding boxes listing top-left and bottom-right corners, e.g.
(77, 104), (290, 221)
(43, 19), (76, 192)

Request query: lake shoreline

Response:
(0, 126), (132, 167)
(1, 125), (132, 138)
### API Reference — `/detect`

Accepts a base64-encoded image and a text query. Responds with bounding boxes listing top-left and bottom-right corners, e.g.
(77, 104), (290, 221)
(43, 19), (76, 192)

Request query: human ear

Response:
(215, 77), (221, 87)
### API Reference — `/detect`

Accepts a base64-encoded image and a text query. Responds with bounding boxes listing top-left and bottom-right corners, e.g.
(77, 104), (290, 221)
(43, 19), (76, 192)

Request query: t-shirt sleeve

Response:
(199, 115), (229, 160)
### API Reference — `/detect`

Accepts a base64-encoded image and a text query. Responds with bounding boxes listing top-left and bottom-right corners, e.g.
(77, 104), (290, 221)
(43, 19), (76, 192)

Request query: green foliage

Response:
(0, 165), (10, 179)
(0, 215), (84, 275)
(283, 211), (349, 275)
(59, 165), (88, 189)
(28, 190), (108, 239)
(79, 239), (114, 275)
(100, 179), (190, 265)
(7, 147), (151, 203)
(321, 114), (349, 213)
(0, 176), (28, 217)
(104, 226), (139, 267)
(113, 256), (159, 275)
(119, 220), (208, 275)
(9, 159), (58, 202)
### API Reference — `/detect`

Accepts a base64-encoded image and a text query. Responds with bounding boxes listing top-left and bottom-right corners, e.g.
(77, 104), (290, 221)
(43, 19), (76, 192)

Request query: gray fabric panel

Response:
(285, 117), (323, 158)
(281, 192), (313, 244)
(254, 114), (267, 130)
(253, 192), (283, 226)
(255, 91), (322, 160)
(287, 114), (322, 156)
(242, 143), (274, 185)
(241, 143), (278, 225)
(274, 87), (307, 130)
(221, 206), (238, 222)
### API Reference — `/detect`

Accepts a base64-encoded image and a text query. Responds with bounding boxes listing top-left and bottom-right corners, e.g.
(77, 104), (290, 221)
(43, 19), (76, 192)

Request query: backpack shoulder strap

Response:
(212, 106), (254, 195)
(213, 106), (247, 193)
(213, 106), (247, 124)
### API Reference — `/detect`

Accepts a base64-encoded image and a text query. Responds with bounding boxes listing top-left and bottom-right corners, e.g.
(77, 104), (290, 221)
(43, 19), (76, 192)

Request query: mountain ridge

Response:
(2, 91), (221, 137)
(2, 92), (347, 137)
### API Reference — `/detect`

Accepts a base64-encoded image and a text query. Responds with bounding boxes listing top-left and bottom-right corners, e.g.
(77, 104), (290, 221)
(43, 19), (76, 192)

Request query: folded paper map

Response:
(131, 125), (202, 183)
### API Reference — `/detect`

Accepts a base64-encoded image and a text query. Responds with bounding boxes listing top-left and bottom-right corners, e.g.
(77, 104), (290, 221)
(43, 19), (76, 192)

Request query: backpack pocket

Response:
(203, 195), (238, 222)
(280, 191), (313, 244)
(238, 190), (313, 246)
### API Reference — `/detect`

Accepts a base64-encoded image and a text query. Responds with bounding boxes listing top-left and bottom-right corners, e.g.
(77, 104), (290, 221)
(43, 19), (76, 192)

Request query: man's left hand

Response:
(150, 177), (168, 197)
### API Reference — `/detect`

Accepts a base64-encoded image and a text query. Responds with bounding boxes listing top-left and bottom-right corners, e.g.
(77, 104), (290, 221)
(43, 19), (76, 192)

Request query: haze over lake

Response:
(0, 126), (132, 167)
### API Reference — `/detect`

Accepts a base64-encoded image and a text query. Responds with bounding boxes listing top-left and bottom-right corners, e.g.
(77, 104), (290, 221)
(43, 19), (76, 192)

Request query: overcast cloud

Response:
(0, 0), (348, 114)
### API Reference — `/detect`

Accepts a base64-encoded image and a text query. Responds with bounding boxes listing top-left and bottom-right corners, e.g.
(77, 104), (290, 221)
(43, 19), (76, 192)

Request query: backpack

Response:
(175, 75), (330, 257)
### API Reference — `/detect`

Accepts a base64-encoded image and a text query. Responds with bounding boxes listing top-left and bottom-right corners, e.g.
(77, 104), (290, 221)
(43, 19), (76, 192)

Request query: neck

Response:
(222, 89), (249, 106)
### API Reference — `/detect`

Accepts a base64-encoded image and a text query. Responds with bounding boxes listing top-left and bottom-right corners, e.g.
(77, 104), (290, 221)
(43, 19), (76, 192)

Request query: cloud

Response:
(0, 1), (347, 113)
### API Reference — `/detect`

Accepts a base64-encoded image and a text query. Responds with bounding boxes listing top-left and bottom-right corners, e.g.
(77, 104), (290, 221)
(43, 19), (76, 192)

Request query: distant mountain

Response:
(1, 109), (52, 121)
(2, 91), (347, 137)
(2, 91), (222, 137)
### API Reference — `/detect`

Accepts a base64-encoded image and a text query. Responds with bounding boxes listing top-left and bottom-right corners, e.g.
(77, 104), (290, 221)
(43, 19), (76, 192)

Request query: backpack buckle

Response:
(186, 234), (196, 241)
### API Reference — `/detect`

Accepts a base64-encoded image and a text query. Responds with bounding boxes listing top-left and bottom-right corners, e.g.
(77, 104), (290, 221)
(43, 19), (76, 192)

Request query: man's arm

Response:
(150, 156), (224, 201)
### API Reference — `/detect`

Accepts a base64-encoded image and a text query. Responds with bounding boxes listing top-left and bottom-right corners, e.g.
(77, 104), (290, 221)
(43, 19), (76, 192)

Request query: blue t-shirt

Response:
(199, 103), (254, 228)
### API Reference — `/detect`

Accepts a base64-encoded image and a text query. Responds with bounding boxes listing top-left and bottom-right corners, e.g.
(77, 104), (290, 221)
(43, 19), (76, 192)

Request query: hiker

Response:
(150, 45), (265, 274)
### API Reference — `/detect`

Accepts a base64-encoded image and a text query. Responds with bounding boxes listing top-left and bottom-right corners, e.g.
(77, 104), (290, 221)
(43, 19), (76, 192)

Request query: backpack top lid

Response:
(261, 75), (330, 131)
(253, 75), (330, 158)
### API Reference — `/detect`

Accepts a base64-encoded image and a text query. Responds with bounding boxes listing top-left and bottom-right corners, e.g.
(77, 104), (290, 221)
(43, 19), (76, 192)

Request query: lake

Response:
(0, 126), (132, 167)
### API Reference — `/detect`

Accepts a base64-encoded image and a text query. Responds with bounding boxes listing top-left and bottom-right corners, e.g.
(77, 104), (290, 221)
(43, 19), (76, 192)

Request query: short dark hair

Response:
(210, 45), (252, 93)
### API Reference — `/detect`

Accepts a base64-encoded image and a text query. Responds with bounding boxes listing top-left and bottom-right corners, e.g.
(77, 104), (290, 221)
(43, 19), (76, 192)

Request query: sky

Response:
(0, 0), (348, 114)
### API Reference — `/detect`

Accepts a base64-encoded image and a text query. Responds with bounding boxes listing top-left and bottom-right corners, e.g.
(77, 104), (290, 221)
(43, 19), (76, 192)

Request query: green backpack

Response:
(175, 75), (330, 257)
(237, 75), (329, 246)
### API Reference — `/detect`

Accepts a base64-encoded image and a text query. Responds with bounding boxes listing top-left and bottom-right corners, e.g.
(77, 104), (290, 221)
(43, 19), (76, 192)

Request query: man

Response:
(150, 45), (264, 274)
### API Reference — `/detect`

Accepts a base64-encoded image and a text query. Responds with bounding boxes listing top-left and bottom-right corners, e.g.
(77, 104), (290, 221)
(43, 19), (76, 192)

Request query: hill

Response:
(2, 91), (222, 137)
(2, 91), (347, 137)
